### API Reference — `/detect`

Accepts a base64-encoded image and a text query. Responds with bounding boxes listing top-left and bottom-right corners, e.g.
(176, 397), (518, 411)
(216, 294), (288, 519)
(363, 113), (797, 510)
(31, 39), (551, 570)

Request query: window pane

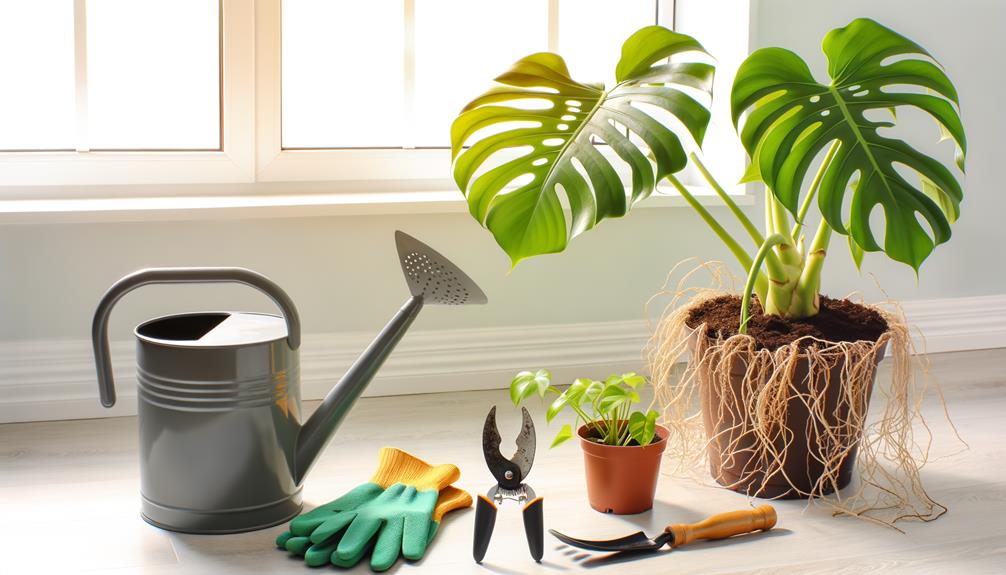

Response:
(413, 0), (547, 147)
(559, 0), (656, 86)
(87, 0), (220, 150)
(0, 0), (76, 151)
(282, 0), (404, 149)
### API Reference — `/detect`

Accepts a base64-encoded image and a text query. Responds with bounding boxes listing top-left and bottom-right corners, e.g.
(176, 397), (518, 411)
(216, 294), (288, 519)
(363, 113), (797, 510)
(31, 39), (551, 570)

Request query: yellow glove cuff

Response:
(433, 485), (473, 522)
(370, 447), (461, 492)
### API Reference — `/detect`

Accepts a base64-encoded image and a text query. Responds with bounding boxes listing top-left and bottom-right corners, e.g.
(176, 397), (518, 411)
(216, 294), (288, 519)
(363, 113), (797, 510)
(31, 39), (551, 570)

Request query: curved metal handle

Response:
(91, 267), (301, 408)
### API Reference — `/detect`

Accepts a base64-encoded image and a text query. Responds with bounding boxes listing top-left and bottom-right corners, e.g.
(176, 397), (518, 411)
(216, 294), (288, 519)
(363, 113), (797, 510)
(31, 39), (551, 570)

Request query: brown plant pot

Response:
(578, 423), (669, 514)
(691, 330), (887, 499)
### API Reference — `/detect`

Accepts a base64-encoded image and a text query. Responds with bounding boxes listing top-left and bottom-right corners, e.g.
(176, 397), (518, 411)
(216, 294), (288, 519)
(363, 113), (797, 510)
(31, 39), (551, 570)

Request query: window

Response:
(256, 0), (673, 184)
(0, 1), (76, 151)
(85, 0), (221, 150)
(280, 0), (662, 150)
(0, 0), (751, 203)
(0, 0), (221, 152)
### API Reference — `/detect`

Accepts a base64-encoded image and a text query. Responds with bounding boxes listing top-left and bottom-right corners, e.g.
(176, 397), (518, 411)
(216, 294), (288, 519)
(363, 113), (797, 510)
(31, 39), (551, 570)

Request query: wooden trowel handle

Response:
(666, 505), (776, 548)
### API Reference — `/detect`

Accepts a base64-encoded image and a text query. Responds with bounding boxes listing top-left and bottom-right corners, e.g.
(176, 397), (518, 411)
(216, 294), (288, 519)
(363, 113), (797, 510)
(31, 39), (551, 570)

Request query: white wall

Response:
(0, 0), (1002, 372)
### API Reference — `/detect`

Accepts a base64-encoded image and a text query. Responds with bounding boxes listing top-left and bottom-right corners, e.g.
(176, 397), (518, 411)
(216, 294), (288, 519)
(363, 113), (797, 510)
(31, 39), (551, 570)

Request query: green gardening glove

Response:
(276, 448), (472, 571)
(275, 482), (385, 557)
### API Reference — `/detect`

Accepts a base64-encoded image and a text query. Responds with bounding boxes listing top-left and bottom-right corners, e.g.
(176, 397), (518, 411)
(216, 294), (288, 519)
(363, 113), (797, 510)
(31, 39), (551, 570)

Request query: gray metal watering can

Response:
(91, 231), (487, 534)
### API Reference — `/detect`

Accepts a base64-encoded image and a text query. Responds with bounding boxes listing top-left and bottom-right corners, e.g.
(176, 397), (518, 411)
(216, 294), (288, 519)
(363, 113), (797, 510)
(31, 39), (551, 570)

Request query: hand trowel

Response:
(550, 505), (776, 553)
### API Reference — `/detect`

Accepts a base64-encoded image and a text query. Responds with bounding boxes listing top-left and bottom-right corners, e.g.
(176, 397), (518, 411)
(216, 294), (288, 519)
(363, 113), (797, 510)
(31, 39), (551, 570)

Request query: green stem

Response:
(792, 219), (832, 317)
(570, 404), (598, 439)
(766, 193), (800, 267)
(616, 405), (631, 446)
(690, 153), (764, 246)
(608, 408), (618, 444)
(792, 140), (840, 241)
(666, 174), (769, 301)
(621, 403), (633, 445)
(739, 234), (789, 334)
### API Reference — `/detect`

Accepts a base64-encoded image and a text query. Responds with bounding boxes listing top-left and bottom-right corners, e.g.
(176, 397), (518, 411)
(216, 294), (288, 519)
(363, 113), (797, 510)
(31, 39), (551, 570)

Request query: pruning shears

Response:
(473, 406), (544, 563)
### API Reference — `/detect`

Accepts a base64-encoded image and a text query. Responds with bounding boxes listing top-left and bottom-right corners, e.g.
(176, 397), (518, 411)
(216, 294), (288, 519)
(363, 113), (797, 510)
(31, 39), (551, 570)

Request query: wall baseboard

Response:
(2, 294), (1004, 424)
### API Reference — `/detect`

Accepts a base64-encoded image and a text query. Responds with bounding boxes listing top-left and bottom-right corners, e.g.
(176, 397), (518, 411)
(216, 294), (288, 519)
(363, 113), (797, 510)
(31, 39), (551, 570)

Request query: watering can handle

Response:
(91, 267), (302, 408)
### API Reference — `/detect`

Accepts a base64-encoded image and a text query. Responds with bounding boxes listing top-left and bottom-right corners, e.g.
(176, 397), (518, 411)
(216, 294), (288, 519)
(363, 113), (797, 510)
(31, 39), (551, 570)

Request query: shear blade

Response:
(512, 406), (536, 479)
(548, 528), (667, 552)
(482, 406), (536, 489)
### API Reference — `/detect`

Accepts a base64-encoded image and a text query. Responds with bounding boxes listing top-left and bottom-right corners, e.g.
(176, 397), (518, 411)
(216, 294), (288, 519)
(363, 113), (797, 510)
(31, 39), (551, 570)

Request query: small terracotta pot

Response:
(578, 423), (668, 514)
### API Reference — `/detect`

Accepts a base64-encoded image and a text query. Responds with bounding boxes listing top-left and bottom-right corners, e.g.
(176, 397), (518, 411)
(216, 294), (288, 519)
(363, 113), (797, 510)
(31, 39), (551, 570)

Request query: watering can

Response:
(91, 231), (487, 534)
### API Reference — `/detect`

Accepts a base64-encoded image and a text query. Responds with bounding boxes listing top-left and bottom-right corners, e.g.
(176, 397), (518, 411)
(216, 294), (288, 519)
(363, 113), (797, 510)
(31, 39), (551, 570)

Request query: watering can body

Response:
(133, 310), (303, 533)
(92, 235), (486, 534)
(90, 267), (419, 534)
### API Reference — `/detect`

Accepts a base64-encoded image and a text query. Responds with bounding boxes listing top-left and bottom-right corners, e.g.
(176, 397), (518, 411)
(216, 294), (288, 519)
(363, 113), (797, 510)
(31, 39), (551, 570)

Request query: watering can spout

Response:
(294, 295), (423, 482)
(294, 231), (487, 482)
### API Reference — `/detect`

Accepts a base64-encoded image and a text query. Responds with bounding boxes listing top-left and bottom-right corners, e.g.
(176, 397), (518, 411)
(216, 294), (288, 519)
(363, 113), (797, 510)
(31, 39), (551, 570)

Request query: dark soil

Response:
(686, 295), (888, 351)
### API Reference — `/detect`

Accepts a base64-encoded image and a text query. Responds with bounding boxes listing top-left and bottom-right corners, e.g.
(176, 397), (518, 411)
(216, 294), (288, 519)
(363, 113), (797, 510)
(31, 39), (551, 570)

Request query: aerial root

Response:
(646, 261), (954, 528)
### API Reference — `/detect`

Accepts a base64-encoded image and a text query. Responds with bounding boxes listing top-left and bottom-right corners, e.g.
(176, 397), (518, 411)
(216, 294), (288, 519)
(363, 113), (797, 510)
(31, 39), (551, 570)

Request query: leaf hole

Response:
(465, 121), (542, 144)
(568, 107), (582, 113)
(542, 137), (565, 147)
(532, 158), (549, 166)
(809, 95), (821, 103)
(915, 211), (938, 243)
(846, 84), (862, 92)
(820, 110), (831, 117)
(565, 100), (583, 106)
(853, 89), (870, 97)
(509, 173), (536, 188)
(503, 98), (555, 111)
(557, 123), (569, 131)
(561, 114), (576, 121)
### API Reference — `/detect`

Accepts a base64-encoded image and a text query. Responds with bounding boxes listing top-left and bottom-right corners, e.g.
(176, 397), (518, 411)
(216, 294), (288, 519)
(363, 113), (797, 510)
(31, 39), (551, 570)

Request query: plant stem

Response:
(766, 192), (801, 267)
(665, 174), (769, 301)
(792, 140), (840, 241)
(690, 153), (764, 246)
(569, 404), (596, 439)
(792, 219), (832, 317)
(739, 234), (789, 334)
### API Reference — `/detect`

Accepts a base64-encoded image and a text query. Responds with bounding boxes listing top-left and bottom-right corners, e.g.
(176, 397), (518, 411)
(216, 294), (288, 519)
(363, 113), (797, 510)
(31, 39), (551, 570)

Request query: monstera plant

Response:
(453, 19), (966, 520)
(452, 20), (965, 324)
(728, 18), (965, 322)
(451, 26), (713, 266)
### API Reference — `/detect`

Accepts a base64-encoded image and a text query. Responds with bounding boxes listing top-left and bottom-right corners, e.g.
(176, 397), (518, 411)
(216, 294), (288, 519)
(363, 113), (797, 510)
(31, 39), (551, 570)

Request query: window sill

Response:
(0, 185), (753, 225)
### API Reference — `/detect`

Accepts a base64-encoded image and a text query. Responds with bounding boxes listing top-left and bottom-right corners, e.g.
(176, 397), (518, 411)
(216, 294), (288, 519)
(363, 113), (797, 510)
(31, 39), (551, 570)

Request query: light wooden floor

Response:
(2, 349), (1004, 574)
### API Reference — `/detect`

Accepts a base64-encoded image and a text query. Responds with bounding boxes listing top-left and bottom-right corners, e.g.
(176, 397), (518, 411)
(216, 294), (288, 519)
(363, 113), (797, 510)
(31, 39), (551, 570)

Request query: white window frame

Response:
(0, 0), (254, 193)
(255, 0), (676, 186)
(0, 0), (753, 214)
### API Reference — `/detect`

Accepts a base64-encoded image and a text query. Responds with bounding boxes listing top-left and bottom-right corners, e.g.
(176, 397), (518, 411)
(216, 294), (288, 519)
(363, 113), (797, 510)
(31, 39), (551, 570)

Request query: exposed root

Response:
(646, 262), (956, 527)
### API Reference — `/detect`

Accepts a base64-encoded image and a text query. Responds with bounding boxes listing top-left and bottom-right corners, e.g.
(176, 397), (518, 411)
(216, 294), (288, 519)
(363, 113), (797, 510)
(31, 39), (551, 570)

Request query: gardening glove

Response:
(275, 447), (472, 571)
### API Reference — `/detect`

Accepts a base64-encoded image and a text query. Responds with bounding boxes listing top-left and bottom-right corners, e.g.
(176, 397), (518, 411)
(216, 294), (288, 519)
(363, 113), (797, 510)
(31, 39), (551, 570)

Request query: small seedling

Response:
(510, 369), (659, 448)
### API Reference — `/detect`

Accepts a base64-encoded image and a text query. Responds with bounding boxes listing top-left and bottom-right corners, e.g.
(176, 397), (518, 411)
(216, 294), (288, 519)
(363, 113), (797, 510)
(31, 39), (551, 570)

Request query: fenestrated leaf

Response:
(849, 234), (865, 270)
(452, 26), (712, 266)
(731, 18), (966, 271)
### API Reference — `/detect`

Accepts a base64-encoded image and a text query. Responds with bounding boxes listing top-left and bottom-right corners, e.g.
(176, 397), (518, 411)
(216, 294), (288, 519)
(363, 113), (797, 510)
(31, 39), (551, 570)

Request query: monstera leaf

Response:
(731, 18), (966, 270)
(451, 26), (713, 265)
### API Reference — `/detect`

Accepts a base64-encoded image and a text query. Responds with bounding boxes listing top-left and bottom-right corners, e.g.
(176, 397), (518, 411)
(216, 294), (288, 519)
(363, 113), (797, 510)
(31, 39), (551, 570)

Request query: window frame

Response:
(255, 0), (676, 184)
(0, 0), (755, 209)
(0, 0), (254, 193)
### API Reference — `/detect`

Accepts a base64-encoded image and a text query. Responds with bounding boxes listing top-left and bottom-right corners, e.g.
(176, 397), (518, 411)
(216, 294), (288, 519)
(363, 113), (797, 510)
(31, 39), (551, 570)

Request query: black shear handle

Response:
(473, 495), (498, 563)
(523, 497), (544, 562)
